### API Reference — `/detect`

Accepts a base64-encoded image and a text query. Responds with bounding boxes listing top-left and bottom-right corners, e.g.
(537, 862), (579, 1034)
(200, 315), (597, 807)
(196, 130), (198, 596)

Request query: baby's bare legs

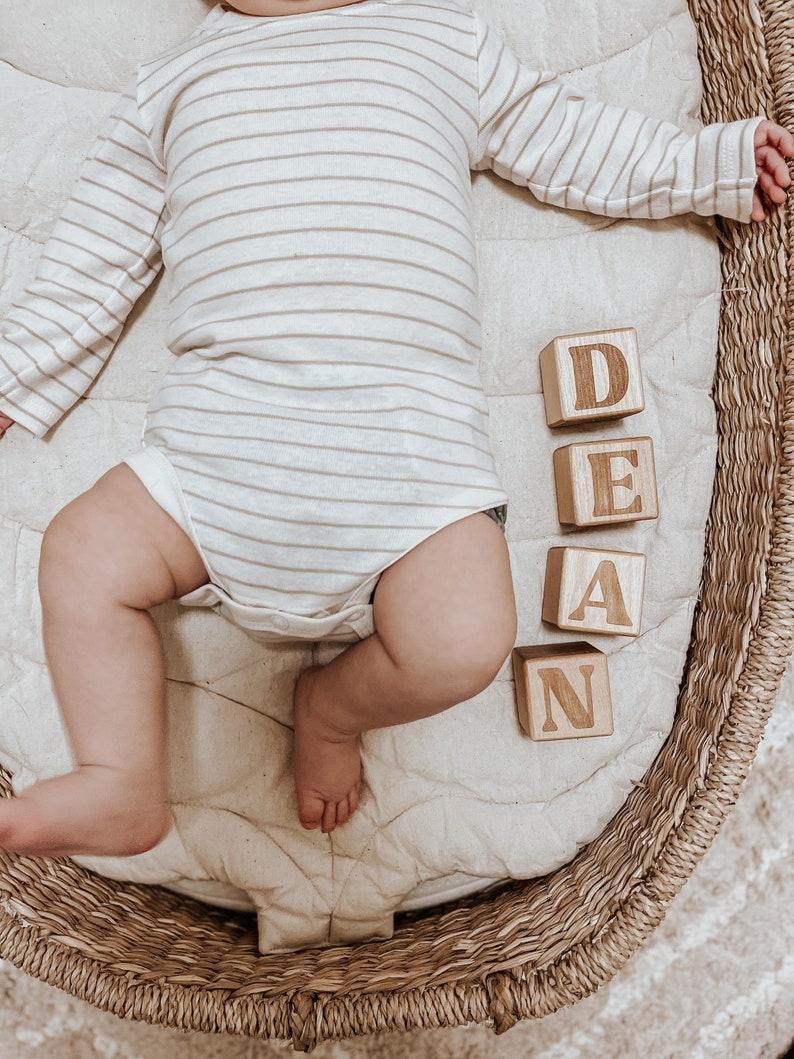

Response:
(293, 512), (517, 833)
(0, 464), (208, 858)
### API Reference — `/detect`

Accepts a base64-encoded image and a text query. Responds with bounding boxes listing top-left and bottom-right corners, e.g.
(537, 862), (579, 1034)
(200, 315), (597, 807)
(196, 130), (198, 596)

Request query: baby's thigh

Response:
(372, 513), (517, 679)
(39, 463), (209, 610)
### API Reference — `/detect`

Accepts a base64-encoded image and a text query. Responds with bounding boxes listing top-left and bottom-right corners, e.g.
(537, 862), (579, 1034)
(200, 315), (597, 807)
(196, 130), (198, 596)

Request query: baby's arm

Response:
(0, 81), (166, 439)
(752, 119), (794, 220)
(473, 14), (790, 226)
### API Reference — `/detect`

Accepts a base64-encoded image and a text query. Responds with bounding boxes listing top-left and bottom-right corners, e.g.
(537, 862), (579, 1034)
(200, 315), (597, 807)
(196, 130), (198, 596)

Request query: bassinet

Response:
(0, 0), (792, 1049)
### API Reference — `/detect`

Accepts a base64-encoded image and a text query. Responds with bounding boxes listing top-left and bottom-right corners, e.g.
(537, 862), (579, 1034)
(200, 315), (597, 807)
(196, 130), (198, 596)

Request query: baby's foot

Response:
(0, 767), (170, 858)
(293, 667), (361, 834)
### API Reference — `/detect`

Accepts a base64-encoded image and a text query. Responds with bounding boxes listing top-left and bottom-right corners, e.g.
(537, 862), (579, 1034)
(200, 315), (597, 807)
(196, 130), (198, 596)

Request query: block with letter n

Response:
(539, 327), (644, 427)
(511, 642), (613, 741)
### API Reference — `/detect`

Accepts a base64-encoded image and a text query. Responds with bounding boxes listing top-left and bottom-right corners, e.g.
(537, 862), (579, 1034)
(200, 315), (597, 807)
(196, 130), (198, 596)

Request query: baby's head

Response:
(224, 0), (366, 14)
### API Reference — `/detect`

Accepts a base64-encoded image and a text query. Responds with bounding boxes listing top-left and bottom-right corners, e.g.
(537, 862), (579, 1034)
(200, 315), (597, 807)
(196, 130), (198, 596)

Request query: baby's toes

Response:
(298, 791), (326, 831)
(335, 794), (353, 827)
(299, 789), (361, 834)
(321, 799), (338, 834)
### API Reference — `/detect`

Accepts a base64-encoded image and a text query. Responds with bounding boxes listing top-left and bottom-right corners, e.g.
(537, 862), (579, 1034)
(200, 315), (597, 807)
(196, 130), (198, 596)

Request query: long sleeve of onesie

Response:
(472, 14), (762, 223)
(0, 84), (166, 437)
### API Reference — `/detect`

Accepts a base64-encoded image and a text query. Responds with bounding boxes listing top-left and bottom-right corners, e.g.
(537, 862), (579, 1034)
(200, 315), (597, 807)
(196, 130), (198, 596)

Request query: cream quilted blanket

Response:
(0, 0), (722, 951)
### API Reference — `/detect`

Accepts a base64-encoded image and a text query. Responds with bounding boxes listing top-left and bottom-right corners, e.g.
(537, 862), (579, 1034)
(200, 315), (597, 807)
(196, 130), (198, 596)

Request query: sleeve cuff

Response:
(0, 394), (60, 438)
(718, 116), (765, 223)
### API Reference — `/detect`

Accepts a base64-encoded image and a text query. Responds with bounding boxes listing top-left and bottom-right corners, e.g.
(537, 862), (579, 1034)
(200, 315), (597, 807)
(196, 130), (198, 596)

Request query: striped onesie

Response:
(0, 0), (760, 642)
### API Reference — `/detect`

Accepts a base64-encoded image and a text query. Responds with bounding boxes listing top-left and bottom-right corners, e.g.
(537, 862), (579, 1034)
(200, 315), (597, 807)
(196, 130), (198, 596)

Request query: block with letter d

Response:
(539, 327), (644, 427)
(553, 436), (658, 527)
(542, 546), (646, 637)
(512, 641), (613, 741)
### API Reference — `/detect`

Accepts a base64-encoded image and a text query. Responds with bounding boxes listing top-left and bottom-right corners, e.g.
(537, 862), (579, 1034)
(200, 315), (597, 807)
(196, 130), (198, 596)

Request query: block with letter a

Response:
(511, 642), (613, 741)
(553, 436), (658, 527)
(539, 327), (644, 427)
(542, 546), (646, 637)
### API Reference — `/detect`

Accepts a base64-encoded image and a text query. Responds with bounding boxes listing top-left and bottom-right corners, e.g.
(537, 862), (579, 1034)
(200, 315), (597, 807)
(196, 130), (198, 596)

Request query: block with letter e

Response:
(553, 436), (658, 527)
(539, 327), (644, 427)
(512, 642), (613, 741)
(542, 546), (646, 636)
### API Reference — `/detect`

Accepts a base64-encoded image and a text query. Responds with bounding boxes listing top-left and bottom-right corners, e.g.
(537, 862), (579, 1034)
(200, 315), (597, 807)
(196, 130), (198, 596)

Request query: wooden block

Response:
(539, 327), (644, 426)
(542, 547), (646, 636)
(512, 642), (613, 741)
(553, 437), (659, 526)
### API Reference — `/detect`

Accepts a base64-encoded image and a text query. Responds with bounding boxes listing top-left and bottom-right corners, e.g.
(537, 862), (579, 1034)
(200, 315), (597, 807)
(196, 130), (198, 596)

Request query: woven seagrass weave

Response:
(0, 0), (792, 1049)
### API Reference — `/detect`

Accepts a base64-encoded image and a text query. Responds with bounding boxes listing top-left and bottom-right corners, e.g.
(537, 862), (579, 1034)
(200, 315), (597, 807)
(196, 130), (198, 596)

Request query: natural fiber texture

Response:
(1, 0), (792, 1049)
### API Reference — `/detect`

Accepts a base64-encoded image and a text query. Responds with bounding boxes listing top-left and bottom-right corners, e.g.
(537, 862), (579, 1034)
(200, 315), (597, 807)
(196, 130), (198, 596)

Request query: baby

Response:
(0, 0), (791, 854)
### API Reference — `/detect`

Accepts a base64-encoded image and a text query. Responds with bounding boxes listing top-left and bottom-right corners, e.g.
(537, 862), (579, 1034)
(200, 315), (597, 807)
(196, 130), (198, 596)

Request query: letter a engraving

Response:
(538, 664), (596, 731)
(567, 560), (632, 627)
(568, 343), (629, 411)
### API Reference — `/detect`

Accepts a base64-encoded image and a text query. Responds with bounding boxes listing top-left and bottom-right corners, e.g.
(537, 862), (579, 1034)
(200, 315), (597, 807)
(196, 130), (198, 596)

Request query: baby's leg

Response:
(293, 512), (517, 833)
(0, 464), (208, 858)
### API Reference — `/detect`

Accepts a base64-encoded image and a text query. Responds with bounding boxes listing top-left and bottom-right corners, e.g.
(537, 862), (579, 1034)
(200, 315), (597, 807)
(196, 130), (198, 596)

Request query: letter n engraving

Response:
(512, 643), (613, 741)
(538, 664), (595, 731)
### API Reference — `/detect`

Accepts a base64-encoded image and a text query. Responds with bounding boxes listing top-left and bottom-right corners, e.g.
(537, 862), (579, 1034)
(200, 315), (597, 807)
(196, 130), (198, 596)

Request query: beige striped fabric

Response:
(0, 0), (760, 637)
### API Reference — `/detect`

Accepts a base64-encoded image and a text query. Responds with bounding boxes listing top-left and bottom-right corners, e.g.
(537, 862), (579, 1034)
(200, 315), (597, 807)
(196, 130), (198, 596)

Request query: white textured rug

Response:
(1, 665), (792, 1058)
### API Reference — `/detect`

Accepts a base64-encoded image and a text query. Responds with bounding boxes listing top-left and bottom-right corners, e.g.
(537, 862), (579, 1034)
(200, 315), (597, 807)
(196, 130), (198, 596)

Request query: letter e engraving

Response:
(588, 448), (642, 518)
(552, 438), (657, 526)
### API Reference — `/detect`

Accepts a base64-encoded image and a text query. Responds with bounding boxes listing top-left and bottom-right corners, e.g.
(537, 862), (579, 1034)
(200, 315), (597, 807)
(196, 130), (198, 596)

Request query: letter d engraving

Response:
(569, 342), (629, 411)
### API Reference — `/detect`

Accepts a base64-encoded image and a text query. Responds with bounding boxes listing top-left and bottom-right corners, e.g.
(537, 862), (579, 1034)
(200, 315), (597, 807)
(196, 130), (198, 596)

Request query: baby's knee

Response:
(451, 611), (516, 698)
(38, 500), (93, 603)
(412, 607), (515, 707)
(38, 486), (148, 608)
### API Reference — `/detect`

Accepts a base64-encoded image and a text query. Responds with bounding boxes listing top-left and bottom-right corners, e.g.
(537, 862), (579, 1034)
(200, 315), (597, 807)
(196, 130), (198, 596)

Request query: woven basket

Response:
(1, 0), (792, 1049)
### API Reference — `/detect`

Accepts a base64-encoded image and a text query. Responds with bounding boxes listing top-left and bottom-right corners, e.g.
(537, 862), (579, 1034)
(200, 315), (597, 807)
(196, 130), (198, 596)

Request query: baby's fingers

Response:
(751, 187), (767, 222)
(768, 123), (794, 158)
(757, 166), (789, 205)
(757, 144), (792, 189)
(755, 119), (794, 157)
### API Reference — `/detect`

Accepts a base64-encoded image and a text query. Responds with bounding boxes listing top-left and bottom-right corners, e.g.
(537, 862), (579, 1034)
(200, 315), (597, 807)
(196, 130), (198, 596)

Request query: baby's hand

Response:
(752, 119), (794, 221)
(0, 412), (15, 439)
